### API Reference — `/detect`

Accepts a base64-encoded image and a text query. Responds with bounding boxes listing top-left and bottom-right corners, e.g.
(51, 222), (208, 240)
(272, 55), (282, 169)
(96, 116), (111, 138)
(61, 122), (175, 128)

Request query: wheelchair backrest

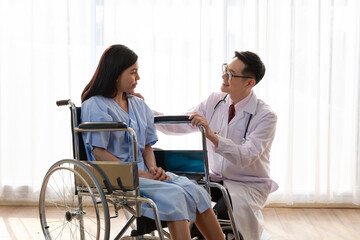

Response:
(154, 150), (204, 173)
(154, 149), (205, 182)
(71, 106), (88, 161)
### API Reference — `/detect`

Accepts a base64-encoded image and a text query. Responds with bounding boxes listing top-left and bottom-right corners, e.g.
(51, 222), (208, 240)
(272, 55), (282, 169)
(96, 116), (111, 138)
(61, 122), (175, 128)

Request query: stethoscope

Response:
(209, 94), (253, 144)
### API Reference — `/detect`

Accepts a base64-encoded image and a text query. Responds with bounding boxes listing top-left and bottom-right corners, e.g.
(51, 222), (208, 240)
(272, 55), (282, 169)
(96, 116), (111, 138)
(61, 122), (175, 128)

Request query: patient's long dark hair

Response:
(81, 44), (138, 103)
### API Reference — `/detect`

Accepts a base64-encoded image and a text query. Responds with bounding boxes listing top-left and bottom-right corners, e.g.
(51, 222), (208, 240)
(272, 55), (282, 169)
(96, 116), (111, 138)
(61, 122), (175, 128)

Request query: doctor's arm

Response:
(153, 109), (199, 135)
(152, 96), (210, 135)
(215, 112), (277, 168)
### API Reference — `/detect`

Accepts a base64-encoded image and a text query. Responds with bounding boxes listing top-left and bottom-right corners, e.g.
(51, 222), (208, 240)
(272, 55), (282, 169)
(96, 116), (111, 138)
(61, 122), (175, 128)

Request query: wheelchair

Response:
(38, 99), (240, 240)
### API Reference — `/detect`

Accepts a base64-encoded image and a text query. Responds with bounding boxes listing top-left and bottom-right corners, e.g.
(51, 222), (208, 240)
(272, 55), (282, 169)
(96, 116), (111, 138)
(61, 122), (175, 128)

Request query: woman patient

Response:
(81, 44), (225, 240)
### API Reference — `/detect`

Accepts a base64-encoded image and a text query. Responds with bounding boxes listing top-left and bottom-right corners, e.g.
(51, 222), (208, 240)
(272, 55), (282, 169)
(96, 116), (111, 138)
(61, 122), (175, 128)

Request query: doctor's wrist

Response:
(206, 131), (219, 148)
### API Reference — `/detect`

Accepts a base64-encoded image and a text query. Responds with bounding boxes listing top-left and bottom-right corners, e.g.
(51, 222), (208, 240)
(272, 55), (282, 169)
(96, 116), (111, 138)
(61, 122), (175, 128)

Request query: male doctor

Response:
(155, 51), (278, 240)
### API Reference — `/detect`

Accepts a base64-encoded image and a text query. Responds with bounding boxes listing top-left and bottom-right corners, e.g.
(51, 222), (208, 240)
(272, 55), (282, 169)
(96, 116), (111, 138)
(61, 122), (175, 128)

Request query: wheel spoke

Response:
(39, 160), (110, 240)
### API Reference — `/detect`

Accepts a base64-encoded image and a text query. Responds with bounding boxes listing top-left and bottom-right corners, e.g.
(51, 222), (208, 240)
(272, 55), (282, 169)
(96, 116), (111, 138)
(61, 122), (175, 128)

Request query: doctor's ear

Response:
(247, 78), (256, 87)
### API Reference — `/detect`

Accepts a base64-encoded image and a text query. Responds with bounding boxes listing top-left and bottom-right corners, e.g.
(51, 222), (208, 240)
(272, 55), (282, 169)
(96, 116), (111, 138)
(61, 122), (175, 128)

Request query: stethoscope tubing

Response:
(210, 94), (252, 144)
(209, 94), (228, 123)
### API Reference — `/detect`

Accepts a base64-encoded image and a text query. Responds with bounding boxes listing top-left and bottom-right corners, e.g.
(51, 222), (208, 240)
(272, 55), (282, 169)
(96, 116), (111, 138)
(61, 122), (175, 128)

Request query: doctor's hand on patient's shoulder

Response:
(189, 112), (219, 147)
(149, 167), (171, 181)
(132, 92), (145, 101)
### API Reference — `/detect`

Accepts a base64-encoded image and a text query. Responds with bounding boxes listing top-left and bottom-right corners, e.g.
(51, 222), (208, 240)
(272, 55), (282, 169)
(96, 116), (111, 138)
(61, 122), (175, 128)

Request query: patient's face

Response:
(116, 61), (140, 94)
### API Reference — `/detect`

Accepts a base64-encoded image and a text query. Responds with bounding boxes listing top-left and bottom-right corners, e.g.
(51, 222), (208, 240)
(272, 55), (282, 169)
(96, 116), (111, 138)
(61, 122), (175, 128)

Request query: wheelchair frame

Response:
(154, 117), (240, 240)
(38, 99), (240, 240)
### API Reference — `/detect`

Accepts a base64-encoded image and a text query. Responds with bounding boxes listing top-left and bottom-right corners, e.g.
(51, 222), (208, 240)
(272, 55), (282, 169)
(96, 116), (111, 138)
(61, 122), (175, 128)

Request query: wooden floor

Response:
(262, 208), (360, 240)
(0, 206), (359, 239)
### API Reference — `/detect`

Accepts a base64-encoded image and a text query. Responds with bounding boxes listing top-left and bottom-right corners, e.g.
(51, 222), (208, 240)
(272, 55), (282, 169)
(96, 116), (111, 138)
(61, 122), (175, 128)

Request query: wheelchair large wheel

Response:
(39, 159), (110, 240)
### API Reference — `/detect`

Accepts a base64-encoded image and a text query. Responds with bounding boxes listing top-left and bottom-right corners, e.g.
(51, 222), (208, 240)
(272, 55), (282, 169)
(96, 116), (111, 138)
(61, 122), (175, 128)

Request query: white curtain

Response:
(0, 0), (359, 205)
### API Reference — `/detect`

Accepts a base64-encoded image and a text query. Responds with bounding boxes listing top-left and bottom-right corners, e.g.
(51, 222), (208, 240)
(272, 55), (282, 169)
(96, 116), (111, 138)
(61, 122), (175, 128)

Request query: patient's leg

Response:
(167, 220), (191, 240)
(195, 208), (225, 240)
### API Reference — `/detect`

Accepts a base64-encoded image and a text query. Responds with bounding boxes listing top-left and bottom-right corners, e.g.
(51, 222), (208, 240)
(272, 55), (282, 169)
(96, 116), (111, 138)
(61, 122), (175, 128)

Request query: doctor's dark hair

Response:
(234, 51), (265, 85)
(81, 44), (138, 103)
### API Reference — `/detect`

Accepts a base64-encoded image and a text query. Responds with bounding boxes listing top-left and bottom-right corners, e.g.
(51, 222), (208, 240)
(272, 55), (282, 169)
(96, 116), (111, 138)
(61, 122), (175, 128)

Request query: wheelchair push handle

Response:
(56, 99), (71, 106)
(154, 115), (191, 124)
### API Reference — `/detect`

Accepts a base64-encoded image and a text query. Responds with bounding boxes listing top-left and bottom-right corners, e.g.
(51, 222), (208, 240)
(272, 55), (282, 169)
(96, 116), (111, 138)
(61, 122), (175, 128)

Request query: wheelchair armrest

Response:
(154, 115), (191, 124)
(79, 122), (128, 129)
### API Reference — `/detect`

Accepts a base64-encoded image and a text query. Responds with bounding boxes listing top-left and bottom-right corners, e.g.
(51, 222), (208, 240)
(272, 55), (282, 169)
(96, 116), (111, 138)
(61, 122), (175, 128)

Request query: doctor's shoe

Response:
(222, 226), (244, 240)
(225, 231), (244, 240)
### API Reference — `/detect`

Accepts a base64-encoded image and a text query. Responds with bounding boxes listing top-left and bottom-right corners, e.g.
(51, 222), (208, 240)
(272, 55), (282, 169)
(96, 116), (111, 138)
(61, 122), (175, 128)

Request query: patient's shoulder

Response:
(128, 94), (145, 105)
(82, 95), (112, 108)
(128, 94), (152, 112)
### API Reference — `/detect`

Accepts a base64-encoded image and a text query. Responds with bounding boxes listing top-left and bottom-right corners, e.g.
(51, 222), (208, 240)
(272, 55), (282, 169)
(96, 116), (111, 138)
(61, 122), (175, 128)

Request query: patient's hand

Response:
(149, 167), (171, 181)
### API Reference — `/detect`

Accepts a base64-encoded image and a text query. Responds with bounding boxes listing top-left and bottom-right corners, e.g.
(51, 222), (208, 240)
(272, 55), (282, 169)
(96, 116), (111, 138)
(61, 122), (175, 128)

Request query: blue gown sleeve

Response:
(81, 98), (112, 160)
(144, 102), (158, 146)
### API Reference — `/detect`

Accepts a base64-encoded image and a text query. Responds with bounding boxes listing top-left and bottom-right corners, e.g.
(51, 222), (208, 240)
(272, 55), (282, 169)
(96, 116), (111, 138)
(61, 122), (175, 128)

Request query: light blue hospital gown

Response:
(81, 95), (211, 222)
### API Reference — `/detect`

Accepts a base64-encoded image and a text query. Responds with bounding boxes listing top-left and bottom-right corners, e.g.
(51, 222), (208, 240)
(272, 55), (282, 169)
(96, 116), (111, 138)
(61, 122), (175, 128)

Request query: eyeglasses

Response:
(222, 63), (253, 81)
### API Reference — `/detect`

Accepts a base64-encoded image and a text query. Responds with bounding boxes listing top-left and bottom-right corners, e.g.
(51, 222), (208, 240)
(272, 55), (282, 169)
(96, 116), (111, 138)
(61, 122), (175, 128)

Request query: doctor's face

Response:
(116, 61), (140, 94)
(220, 58), (255, 97)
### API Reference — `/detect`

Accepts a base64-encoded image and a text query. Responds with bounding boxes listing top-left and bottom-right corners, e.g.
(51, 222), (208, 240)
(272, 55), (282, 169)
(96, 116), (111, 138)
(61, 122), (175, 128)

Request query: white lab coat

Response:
(155, 91), (278, 240)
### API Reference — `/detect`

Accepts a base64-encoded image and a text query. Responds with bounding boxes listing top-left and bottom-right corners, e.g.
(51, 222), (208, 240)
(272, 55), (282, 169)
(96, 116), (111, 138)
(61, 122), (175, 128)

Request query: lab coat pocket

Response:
(230, 127), (246, 144)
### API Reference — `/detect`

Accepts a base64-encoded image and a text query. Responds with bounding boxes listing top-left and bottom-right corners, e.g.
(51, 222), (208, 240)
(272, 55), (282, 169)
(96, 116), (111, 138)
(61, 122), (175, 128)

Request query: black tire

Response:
(39, 159), (110, 240)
